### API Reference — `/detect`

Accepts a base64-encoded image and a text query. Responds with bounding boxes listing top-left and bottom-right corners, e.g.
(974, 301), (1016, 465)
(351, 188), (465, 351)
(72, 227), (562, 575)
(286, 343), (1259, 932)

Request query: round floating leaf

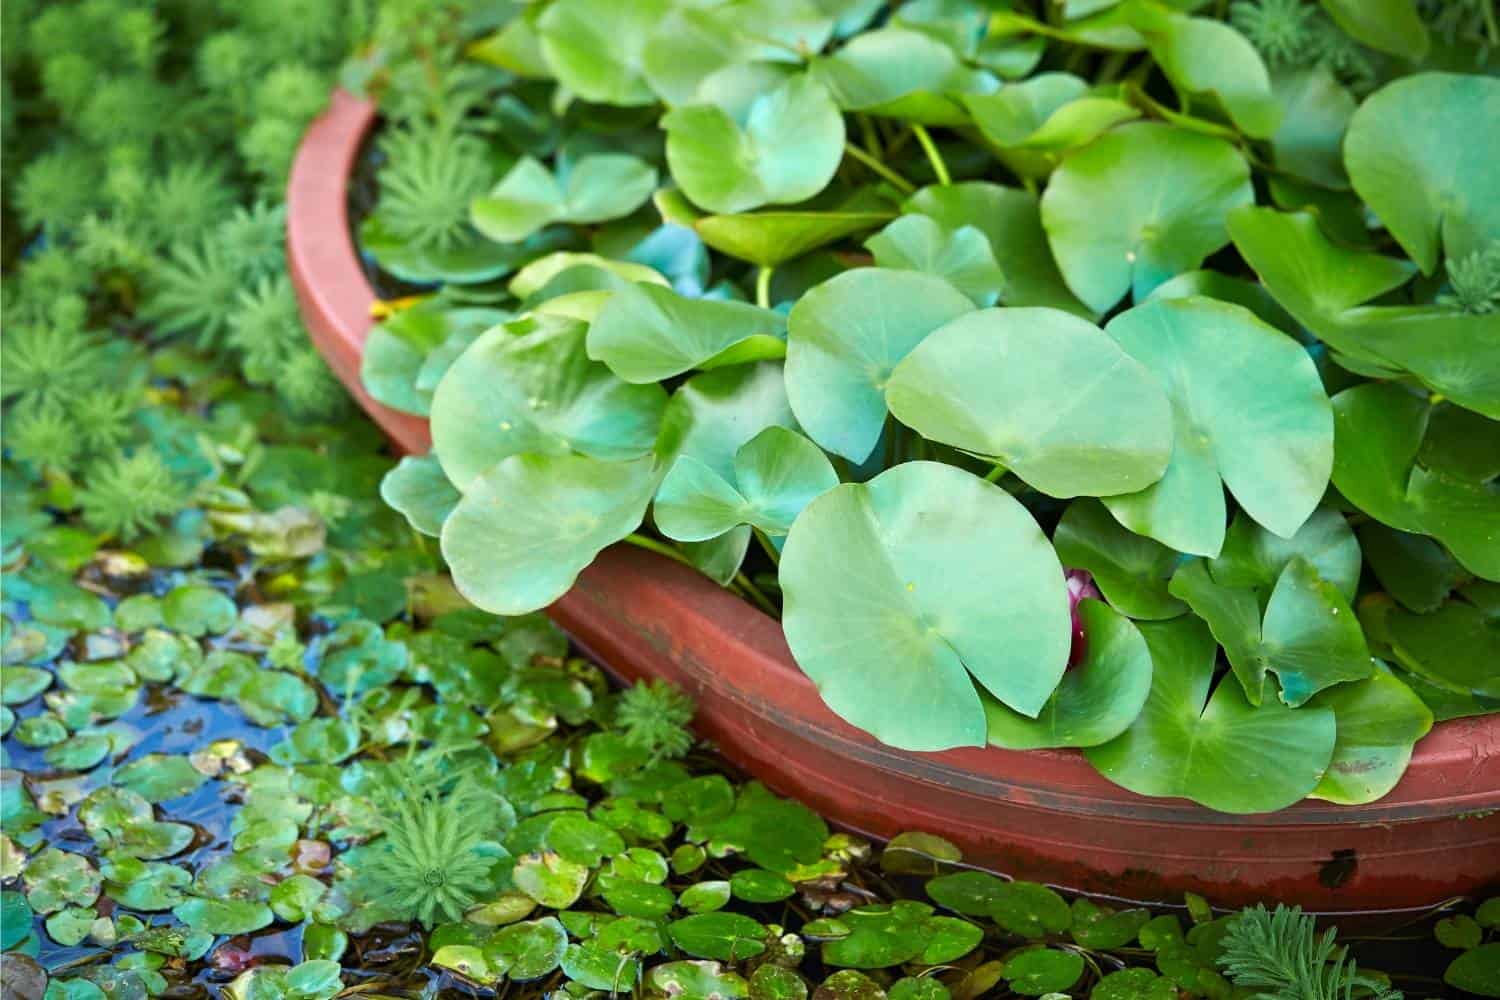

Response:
(441, 454), (657, 615)
(1101, 297), (1333, 557)
(114, 755), (206, 803)
(887, 306), (1172, 498)
(537, 0), (669, 105)
(561, 942), (641, 991)
(664, 75), (844, 214)
(172, 897), (273, 936)
(1269, 69), (1355, 190)
(1307, 665), (1432, 804)
(360, 213), (544, 285)
(1003, 948), (1084, 996)
(655, 427), (836, 542)
(670, 913), (770, 962)
(1371, 590), (1500, 700)
(1209, 508), (1361, 604)
(657, 190), (895, 268)
(926, 871), (1007, 917)
(821, 902), (936, 969)
(162, 585), (236, 637)
(730, 869), (796, 904)
(1445, 942), (1500, 996)
(680, 881), (732, 914)
(587, 282), (787, 384)
(25, 849), (101, 914)
(983, 600), (1153, 749)
(815, 970), (887, 1000)
(363, 304), (507, 417)
(1129, 7), (1279, 137)
(380, 455), (460, 537)
(513, 852), (590, 909)
(1040, 123), (1252, 312)
(650, 962), (751, 1000)
(431, 313), (667, 491)
(786, 268), (974, 463)
(1344, 73), (1500, 273)
(1170, 557), (1372, 706)
(1085, 617), (1337, 813)
(989, 882), (1071, 939)
(964, 74), (1139, 177)
(1053, 500), (1184, 620)
(1320, 0), (1428, 59)
(702, 782), (827, 874)
(865, 216), (1005, 307)
(780, 462), (1070, 750)
(813, 26), (992, 124)
(472, 154), (658, 243)
(904, 182), (1089, 315)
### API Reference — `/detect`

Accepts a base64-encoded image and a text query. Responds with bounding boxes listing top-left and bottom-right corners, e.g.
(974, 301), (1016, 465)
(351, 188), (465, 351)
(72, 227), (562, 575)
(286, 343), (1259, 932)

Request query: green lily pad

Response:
(1069, 898), (1151, 950)
(1344, 73), (1499, 273)
(1268, 68), (1355, 190)
(1085, 616), (1337, 812)
(1321, 0), (1428, 59)
(588, 283), (787, 384)
(701, 782), (827, 874)
(561, 941), (641, 992)
(1052, 500), (1185, 620)
(114, 755), (206, 803)
(1169, 557), (1372, 706)
(1370, 589), (1500, 700)
(984, 600), (1153, 749)
(25, 849), (101, 914)
(813, 26), (992, 124)
(655, 427), (836, 542)
(887, 306), (1172, 498)
(963, 74), (1139, 177)
(360, 213), (533, 285)
(1209, 507), (1362, 604)
(730, 869), (796, 904)
(989, 881), (1072, 938)
(1307, 665), (1433, 804)
(650, 961), (751, 1000)
(664, 75), (844, 215)
(537, 0), (669, 106)
(1129, 6), (1279, 137)
(379, 454), (459, 537)
(660, 191), (892, 268)
(487, 917), (568, 980)
(1100, 297), (1333, 557)
(780, 462), (1070, 750)
(904, 183), (1090, 316)
(670, 912), (769, 962)
(785, 268), (974, 463)
(362, 304), (506, 417)
(102, 858), (191, 912)
(820, 901), (936, 969)
(513, 851), (590, 909)
(751, 964), (809, 1000)
(1445, 942), (1500, 996)
(445, 451), (654, 612)
(1002, 948), (1083, 996)
(171, 897), (274, 936)
(864, 215), (1004, 307)
(925, 871), (1007, 917)
(1040, 123), (1253, 312)
(431, 313), (667, 492)
(472, 154), (657, 244)
(161, 585), (236, 637)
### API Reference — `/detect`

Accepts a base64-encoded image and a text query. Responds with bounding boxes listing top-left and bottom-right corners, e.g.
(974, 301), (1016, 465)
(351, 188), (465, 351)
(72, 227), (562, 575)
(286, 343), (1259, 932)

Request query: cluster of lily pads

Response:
(5, 372), (1499, 999)
(356, 0), (1498, 809)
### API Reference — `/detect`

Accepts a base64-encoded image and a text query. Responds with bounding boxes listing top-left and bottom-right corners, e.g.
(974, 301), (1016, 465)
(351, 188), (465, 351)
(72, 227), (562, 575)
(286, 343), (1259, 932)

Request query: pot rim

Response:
(288, 87), (1500, 830)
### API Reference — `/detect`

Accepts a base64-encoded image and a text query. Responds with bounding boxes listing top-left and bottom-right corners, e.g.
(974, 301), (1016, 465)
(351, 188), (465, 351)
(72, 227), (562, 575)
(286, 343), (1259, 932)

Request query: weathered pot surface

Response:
(289, 89), (1500, 914)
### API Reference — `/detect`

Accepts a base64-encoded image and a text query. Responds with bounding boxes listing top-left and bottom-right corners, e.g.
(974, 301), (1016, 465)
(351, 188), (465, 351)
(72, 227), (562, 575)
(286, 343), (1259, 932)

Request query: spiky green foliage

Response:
(1421, 0), (1500, 49)
(218, 203), (289, 281)
(0, 323), (108, 409)
(73, 388), (144, 454)
(1230, 0), (1318, 67)
(145, 159), (236, 245)
(616, 680), (696, 761)
(280, 347), (350, 420)
(230, 276), (307, 386)
(374, 123), (493, 252)
(12, 147), (102, 233)
(1440, 242), (1500, 314)
(1218, 905), (1402, 1000)
(7, 403), (84, 472)
(144, 242), (248, 345)
(353, 764), (501, 928)
(77, 449), (191, 540)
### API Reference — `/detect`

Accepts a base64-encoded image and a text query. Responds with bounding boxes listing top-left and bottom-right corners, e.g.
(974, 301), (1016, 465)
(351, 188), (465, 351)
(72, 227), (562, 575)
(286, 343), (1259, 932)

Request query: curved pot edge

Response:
(287, 87), (1500, 836)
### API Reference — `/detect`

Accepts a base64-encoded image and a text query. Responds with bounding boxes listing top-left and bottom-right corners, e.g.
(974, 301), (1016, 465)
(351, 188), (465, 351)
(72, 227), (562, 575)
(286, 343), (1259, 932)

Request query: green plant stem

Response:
(734, 572), (778, 617)
(756, 266), (774, 309)
(624, 533), (694, 568)
(911, 124), (952, 186)
(983, 462), (1007, 483)
(1096, 50), (1130, 83)
(752, 527), (781, 568)
(858, 113), (883, 160)
(843, 142), (915, 193)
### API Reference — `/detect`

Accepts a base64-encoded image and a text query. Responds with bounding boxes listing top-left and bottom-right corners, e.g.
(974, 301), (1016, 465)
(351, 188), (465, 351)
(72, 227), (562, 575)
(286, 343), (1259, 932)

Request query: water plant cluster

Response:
(353, 0), (1499, 813)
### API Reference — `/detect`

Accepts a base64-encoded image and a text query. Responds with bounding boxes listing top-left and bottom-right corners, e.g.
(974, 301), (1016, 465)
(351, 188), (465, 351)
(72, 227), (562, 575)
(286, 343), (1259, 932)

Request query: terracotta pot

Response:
(289, 90), (1500, 914)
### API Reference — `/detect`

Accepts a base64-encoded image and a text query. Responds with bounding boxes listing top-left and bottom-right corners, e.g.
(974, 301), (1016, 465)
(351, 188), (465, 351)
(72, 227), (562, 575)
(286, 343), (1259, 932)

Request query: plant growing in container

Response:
(324, 0), (1497, 820)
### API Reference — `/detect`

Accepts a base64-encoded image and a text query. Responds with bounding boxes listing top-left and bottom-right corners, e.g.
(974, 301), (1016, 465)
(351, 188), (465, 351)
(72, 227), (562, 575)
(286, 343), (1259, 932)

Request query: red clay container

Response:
(289, 90), (1500, 915)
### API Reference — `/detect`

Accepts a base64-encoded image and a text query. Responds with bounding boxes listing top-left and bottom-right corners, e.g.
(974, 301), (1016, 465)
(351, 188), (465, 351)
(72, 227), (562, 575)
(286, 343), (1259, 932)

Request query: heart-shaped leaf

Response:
(1320, 0), (1428, 59)
(471, 154), (658, 243)
(655, 427), (836, 542)
(380, 455), (460, 537)
(587, 282), (786, 384)
(814, 26), (994, 124)
(657, 186), (894, 268)
(1100, 297), (1332, 556)
(1268, 68), (1355, 190)
(1129, 5), (1280, 138)
(963, 73), (1139, 176)
(786, 268), (974, 463)
(1344, 73), (1500, 273)
(779, 462), (1070, 750)
(983, 599), (1153, 749)
(441, 454), (656, 615)
(362, 304), (508, 417)
(1169, 556), (1372, 706)
(1306, 665), (1432, 804)
(1041, 123), (1253, 312)
(1084, 616), (1337, 813)
(887, 306), (1173, 498)
(360, 213), (548, 285)
(904, 183), (1090, 316)
(1210, 508), (1362, 603)
(664, 75), (845, 215)
(1366, 586), (1500, 699)
(537, 0), (669, 106)
(1053, 499), (1185, 620)
(430, 313), (667, 491)
(864, 215), (1004, 306)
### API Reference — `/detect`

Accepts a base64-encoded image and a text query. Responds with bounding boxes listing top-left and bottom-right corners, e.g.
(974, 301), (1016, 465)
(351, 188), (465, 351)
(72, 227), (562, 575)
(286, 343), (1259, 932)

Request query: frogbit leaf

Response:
(1040, 123), (1253, 312)
(472, 154), (658, 243)
(785, 268), (974, 463)
(962, 73), (1140, 177)
(441, 454), (657, 615)
(664, 74), (845, 215)
(864, 215), (1005, 307)
(537, 0), (670, 105)
(779, 462), (1070, 750)
(1128, 5), (1280, 138)
(380, 455), (460, 537)
(430, 313), (667, 492)
(886, 306), (1173, 498)
(1344, 73), (1500, 274)
(1100, 297), (1333, 557)
(1169, 556), (1372, 707)
(658, 187), (894, 268)
(1084, 616), (1337, 813)
(813, 26), (995, 125)
(1307, 664), (1432, 804)
(655, 427), (837, 542)
(587, 282), (787, 384)
(983, 599), (1153, 749)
